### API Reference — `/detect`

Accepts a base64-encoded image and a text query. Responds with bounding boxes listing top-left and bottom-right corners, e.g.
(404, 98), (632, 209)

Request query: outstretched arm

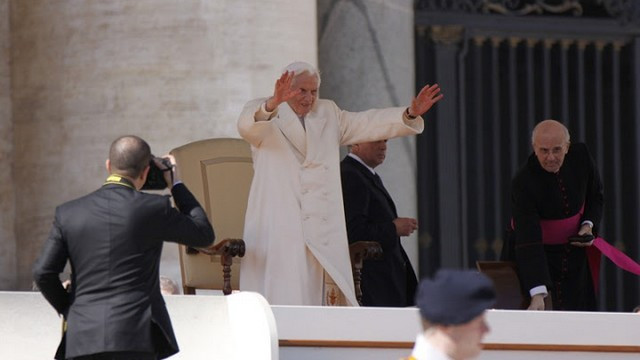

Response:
(238, 71), (302, 145)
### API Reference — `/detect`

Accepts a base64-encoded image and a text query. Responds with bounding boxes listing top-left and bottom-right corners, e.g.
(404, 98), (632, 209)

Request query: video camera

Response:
(141, 156), (173, 190)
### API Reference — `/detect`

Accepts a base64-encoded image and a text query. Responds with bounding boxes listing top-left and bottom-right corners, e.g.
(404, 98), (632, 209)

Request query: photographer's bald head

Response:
(106, 135), (179, 190)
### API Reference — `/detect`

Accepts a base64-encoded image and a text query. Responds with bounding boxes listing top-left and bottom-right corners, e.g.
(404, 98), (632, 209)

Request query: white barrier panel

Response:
(0, 291), (277, 360)
(4, 291), (640, 359)
(272, 305), (640, 360)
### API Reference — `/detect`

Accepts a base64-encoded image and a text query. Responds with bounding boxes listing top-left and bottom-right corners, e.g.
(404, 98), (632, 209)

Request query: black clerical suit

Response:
(340, 155), (417, 307)
(33, 176), (214, 359)
(511, 143), (603, 310)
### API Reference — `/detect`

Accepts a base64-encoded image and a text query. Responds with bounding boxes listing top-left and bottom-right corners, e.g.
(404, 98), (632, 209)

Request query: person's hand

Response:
(528, 294), (546, 311)
(408, 84), (443, 117)
(265, 71), (301, 112)
(571, 223), (594, 247)
(154, 154), (179, 189)
(578, 223), (593, 236)
(393, 217), (418, 237)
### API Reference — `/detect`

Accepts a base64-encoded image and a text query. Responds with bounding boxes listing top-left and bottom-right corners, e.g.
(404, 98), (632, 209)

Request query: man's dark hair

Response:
(109, 135), (152, 178)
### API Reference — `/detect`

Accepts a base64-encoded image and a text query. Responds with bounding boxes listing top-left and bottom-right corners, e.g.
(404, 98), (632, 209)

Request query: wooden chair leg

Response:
(352, 262), (364, 305)
(221, 254), (233, 295)
(349, 241), (383, 306)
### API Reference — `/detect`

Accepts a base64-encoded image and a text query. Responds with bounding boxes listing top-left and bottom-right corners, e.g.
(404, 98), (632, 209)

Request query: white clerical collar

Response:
(348, 153), (376, 175)
(410, 334), (452, 360)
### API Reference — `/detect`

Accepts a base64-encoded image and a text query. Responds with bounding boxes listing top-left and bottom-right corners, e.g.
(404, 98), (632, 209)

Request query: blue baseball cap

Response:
(416, 269), (496, 325)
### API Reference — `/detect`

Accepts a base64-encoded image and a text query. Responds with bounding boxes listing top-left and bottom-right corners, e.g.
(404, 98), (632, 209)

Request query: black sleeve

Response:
(161, 183), (215, 247)
(512, 176), (552, 293)
(32, 214), (71, 316)
(579, 144), (604, 231)
(341, 168), (397, 251)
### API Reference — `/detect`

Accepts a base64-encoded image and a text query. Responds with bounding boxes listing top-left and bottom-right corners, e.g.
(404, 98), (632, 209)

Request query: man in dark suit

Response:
(340, 140), (418, 307)
(33, 135), (215, 359)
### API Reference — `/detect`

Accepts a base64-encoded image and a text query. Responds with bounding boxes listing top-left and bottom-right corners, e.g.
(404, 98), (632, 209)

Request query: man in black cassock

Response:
(511, 119), (603, 311)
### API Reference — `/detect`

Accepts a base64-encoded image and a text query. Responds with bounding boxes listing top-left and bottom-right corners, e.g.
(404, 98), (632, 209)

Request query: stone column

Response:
(318, 0), (419, 272)
(0, 0), (16, 290)
(10, 0), (317, 289)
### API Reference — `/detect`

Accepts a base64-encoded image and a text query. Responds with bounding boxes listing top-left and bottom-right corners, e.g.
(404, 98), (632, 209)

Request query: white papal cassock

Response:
(237, 97), (424, 306)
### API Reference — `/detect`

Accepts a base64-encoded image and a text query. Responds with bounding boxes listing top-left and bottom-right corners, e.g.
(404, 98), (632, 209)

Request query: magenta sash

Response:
(539, 206), (640, 292)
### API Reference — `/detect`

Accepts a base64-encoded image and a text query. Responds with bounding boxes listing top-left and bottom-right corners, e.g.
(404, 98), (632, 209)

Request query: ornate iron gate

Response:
(415, 0), (640, 311)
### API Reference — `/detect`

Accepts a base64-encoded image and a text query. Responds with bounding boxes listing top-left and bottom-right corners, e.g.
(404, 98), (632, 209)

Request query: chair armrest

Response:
(190, 238), (246, 258)
(349, 241), (383, 305)
(349, 241), (383, 264)
(186, 239), (246, 295)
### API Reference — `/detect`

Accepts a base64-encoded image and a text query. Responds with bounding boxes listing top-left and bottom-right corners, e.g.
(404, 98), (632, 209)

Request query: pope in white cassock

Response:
(237, 61), (443, 306)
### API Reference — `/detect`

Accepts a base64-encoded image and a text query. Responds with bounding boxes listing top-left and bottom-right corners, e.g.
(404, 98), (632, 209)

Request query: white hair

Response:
(282, 61), (321, 85)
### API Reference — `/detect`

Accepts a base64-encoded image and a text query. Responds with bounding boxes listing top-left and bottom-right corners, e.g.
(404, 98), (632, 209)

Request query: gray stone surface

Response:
(318, 0), (420, 272)
(7, 0), (317, 289)
(0, 0), (16, 290)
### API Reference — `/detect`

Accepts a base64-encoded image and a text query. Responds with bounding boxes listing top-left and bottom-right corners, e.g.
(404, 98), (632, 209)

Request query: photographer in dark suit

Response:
(33, 135), (215, 360)
(340, 140), (418, 307)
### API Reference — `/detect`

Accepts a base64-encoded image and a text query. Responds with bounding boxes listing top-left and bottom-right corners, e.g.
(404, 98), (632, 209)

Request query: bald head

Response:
(531, 120), (570, 173)
(532, 120), (570, 145)
(108, 135), (151, 178)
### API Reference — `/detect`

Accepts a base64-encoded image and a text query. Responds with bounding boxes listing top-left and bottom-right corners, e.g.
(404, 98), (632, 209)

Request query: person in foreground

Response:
(237, 61), (442, 306)
(408, 269), (496, 360)
(510, 120), (603, 311)
(33, 135), (215, 360)
(341, 140), (418, 307)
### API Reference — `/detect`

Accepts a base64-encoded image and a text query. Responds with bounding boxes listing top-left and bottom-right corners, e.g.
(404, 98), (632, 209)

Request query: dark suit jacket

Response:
(340, 155), (417, 307)
(33, 180), (214, 359)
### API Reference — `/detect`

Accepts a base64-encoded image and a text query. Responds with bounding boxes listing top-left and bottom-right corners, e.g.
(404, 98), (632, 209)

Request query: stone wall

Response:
(0, 0), (16, 290)
(318, 0), (420, 271)
(9, 0), (317, 289)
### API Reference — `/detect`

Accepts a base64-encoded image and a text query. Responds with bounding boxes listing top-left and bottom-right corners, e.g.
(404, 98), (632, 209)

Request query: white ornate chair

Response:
(171, 138), (251, 295)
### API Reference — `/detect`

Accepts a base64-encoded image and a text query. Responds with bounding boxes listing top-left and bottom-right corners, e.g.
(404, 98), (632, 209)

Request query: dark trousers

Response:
(71, 352), (156, 360)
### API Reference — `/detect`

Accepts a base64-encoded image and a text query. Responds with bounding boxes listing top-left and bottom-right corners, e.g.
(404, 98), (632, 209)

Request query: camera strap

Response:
(104, 174), (135, 190)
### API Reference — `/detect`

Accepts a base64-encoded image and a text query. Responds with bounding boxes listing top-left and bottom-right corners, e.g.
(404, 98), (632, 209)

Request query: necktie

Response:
(373, 172), (385, 189)
(372, 172), (397, 216)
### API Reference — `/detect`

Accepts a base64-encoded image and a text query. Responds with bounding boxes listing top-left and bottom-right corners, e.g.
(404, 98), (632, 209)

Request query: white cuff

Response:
(255, 101), (277, 121)
(529, 285), (548, 297)
(581, 220), (594, 228)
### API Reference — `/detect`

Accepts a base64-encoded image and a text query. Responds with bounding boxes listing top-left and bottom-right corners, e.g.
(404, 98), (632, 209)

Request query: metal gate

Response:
(415, 0), (640, 311)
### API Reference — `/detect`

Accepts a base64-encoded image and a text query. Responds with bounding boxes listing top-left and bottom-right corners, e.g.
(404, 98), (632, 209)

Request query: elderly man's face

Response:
(533, 130), (569, 173)
(447, 313), (490, 359)
(352, 140), (387, 169)
(287, 72), (318, 117)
